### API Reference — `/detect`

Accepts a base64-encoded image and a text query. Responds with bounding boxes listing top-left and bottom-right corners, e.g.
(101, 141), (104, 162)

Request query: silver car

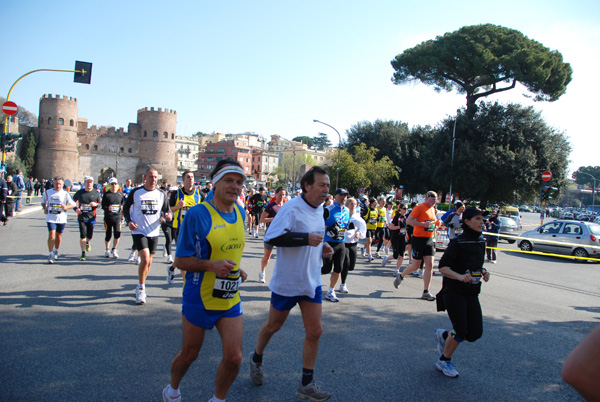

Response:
(517, 220), (600, 261)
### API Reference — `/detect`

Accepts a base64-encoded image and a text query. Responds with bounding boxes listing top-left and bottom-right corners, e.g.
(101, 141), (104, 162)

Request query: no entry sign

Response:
(2, 101), (18, 116)
(542, 171), (552, 181)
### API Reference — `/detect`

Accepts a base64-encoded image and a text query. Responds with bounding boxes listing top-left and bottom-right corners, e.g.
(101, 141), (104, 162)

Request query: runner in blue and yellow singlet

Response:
(164, 160), (248, 402)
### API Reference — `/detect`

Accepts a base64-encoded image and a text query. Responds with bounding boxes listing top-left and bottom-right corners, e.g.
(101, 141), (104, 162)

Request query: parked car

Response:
(500, 205), (522, 229)
(517, 220), (600, 261)
(497, 216), (519, 243)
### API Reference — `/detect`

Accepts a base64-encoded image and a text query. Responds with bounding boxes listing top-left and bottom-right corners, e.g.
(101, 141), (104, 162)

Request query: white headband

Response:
(212, 165), (247, 185)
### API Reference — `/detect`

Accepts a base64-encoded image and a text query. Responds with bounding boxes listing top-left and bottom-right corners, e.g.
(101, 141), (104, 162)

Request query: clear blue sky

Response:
(2, 0), (598, 175)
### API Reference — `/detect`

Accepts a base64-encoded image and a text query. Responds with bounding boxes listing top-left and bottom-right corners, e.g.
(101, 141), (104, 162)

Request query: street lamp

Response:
(313, 119), (341, 190)
(576, 170), (596, 212)
(448, 111), (458, 204)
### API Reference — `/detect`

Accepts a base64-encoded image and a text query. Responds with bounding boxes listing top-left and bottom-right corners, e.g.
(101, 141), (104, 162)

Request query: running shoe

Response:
(360, 247), (365, 257)
(436, 358), (459, 378)
(393, 269), (399, 277)
(417, 269), (424, 278)
(368, 255), (374, 262)
(296, 379), (331, 401)
(136, 256), (141, 264)
(258, 272), (266, 283)
(48, 252), (54, 264)
(491, 260), (497, 264)
(127, 251), (136, 263)
(411, 270), (420, 277)
(104, 250), (111, 258)
(166, 254), (174, 264)
(422, 290), (436, 301)
(393, 274), (403, 289)
(375, 252), (381, 259)
(435, 329), (447, 356)
(112, 249), (119, 259)
(85, 243), (91, 252)
(53, 250), (59, 260)
(163, 248), (168, 258)
(166, 266), (175, 284)
(80, 253), (86, 261)
(248, 352), (264, 385)
(162, 385), (181, 402)
(381, 256), (388, 267)
(325, 289), (339, 302)
(339, 283), (349, 293)
(135, 288), (146, 304)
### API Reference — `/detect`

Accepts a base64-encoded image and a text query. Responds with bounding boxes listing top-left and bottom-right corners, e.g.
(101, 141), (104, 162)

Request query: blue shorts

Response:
(47, 222), (66, 233)
(271, 286), (322, 312)
(182, 303), (243, 329)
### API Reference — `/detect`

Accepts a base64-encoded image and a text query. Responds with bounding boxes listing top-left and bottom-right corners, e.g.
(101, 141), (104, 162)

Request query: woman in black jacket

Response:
(434, 207), (491, 378)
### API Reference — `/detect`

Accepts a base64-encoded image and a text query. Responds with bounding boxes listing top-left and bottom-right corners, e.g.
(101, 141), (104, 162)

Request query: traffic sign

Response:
(542, 171), (552, 181)
(2, 101), (18, 116)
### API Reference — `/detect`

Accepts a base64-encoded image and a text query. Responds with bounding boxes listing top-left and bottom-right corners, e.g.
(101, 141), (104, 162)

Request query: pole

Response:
(313, 119), (341, 189)
(576, 170), (596, 212)
(448, 113), (458, 204)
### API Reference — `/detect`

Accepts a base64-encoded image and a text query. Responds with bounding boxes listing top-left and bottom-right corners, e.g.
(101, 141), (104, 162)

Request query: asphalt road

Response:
(0, 208), (595, 401)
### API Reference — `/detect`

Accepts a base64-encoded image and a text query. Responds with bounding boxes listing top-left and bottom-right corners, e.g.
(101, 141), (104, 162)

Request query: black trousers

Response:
(443, 286), (483, 342)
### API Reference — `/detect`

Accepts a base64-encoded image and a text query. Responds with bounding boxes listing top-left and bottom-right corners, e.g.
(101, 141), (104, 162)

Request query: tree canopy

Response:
(313, 133), (332, 150)
(391, 24), (573, 113)
(292, 136), (314, 148)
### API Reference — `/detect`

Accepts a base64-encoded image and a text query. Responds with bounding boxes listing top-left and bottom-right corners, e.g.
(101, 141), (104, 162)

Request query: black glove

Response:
(323, 209), (330, 220)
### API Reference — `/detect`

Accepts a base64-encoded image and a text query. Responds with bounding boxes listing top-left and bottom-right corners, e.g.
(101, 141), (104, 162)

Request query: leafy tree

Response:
(312, 133), (332, 150)
(274, 153), (316, 187)
(292, 136), (314, 148)
(391, 24), (573, 114)
(19, 128), (37, 174)
(327, 148), (370, 196)
(431, 102), (571, 206)
(572, 166), (600, 186)
(0, 97), (37, 127)
(6, 155), (28, 177)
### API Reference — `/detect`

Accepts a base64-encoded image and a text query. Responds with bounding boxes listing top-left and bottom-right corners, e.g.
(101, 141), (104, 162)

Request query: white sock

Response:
(166, 385), (180, 397)
(211, 395), (225, 402)
(138, 283), (145, 290)
(53, 248), (58, 253)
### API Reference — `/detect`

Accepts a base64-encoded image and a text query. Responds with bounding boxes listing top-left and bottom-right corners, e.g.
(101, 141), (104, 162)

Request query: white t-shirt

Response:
(42, 188), (76, 224)
(344, 211), (367, 244)
(264, 195), (325, 298)
(124, 186), (169, 237)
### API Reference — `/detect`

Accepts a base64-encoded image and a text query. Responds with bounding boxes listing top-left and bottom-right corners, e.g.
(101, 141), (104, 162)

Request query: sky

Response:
(2, 0), (598, 175)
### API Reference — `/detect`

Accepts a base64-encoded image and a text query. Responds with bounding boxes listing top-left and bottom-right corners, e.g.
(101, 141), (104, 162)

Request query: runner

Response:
(258, 186), (286, 283)
(434, 207), (490, 378)
(166, 171), (204, 284)
(123, 167), (171, 304)
(41, 177), (76, 264)
(249, 187), (267, 238)
(393, 191), (439, 301)
(245, 187), (255, 234)
(162, 159), (247, 402)
(249, 166), (334, 401)
(362, 198), (378, 261)
(383, 203), (408, 277)
(373, 196), (387, 258)
(101, 177), (124, 258)
(73, 176), (102, 261)
(322, 188), (350, 302)
(341, 197), (366, 293)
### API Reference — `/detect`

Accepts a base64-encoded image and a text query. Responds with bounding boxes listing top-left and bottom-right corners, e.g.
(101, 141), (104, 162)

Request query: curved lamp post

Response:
(313, 119), (341, 190)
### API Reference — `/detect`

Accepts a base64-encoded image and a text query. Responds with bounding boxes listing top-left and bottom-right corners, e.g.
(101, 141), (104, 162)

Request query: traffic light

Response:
(74, 61), (93, 84)
(1, 132), (21, 153)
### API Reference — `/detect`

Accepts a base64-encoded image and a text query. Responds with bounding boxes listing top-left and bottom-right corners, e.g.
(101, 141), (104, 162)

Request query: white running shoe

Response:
(166, 254), (174, 264)
(162, 248), (168, 258)
(53, 250), (59, 260)
(258, 272), (266, 283)
(325, 289), (339, 302)
(381, 256), (389, 267)
(136, 256), (141, 265)
(105, 250), (111, 258)
(339, 283), (349, 293)
(127, 251), (136, 263)
(112, 249), (119, 259)
(393, 269), (399, 277)
(162, 385), (181, 402)
(48, 252), (54, 264)
(360, 247), (365, 257)
(166, 266), (175, 284)
(135, 288), (147, 304)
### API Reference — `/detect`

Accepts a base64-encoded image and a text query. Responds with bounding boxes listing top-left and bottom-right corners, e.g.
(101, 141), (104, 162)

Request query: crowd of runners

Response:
(33, 162), (495, 402)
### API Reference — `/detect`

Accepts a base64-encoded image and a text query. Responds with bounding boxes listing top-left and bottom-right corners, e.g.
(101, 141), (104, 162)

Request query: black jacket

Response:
(438, 225), (486, 296)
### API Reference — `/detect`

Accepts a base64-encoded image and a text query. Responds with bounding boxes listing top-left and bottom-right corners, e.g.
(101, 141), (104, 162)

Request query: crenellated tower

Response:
(134, 107), (178, 184)
(35, 94), (79, 181)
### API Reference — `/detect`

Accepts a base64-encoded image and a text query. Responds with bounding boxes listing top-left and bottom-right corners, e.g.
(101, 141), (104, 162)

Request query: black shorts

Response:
(384, 227), (391, 240)
(391, 232), (406, 259)
(104, 219), (122, 241)
(132, 234), (159, 254)
(410, 236), (435, 260)
(366, 229), (376, 238)
(78, 221), (95, 239)
(252, 211), (263, 224)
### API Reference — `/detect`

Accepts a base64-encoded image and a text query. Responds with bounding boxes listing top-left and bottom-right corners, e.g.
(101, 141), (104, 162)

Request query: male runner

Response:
(394, 191), (439, 301)
(166, 170), (204, 284)
(163, 159), (247, 402)
(123, 167), (171, 304)
(101, 177), (124, 258)
(322, 188), (350, 302)
(73, 176), (102, 261)
(249, 166), (334, 401)
(249, 187), (267, 238)
(41, 177), (76, 264)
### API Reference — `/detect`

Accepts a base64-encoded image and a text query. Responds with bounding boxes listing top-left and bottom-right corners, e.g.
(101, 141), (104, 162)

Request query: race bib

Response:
(49, 195), (62, 214)
(140, 198), (159, 215)
(369, 218), (377, 225)
(213, 275), (242, 299)
(110, 204), (121, 213)
(81, 204), (93, 212)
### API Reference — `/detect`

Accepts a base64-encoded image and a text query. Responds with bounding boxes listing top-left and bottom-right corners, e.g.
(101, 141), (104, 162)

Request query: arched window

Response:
(48, 117), (52, 124)
(143, 131), (147, 137)
(70, 119), (74, 126)
(153, 131), (158, 138)
(171, 133), (174, 139)
(163, 132), (168, 139)
(93, 145), (98, 151)
(58, 118), (64, 125)
(128, 148), (132, 153)
(120, 147), (124, 152)
(85, 144), (90, 150)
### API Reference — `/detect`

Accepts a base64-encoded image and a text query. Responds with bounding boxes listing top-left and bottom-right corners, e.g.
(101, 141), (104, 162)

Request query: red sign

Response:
(2, 101), (17, 116)
(542, 171), (552, 181)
